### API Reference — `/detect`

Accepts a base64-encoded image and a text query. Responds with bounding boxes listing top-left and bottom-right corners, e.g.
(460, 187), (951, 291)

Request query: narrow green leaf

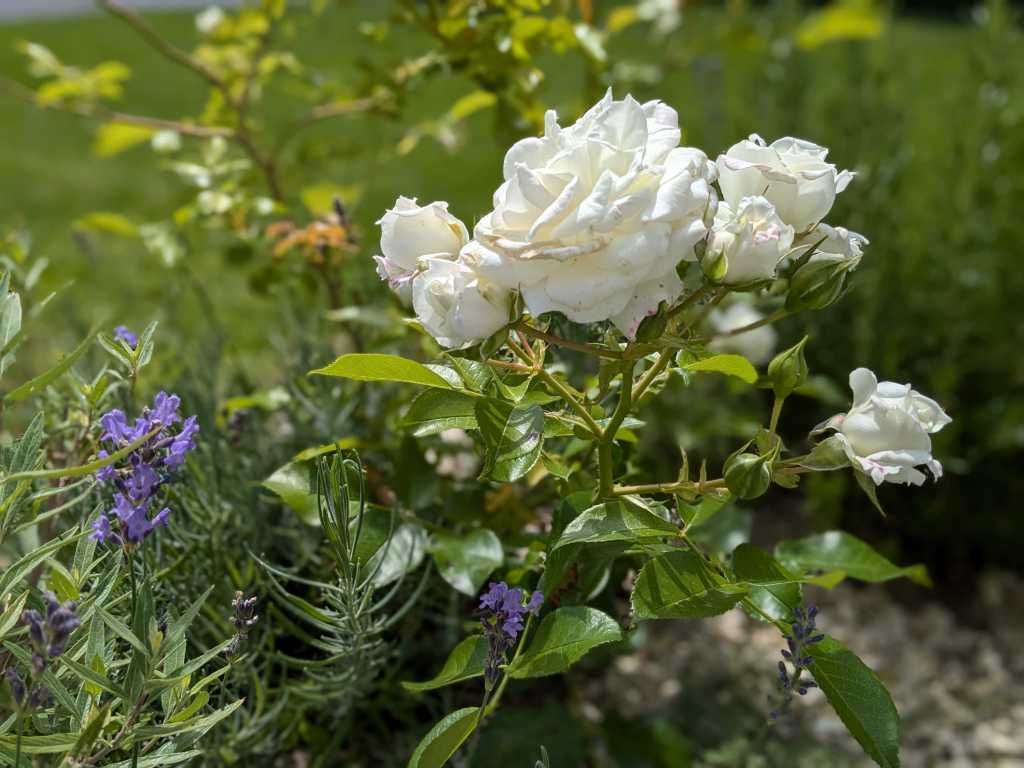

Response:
(0, 529), (82, 601)
(402, 635), (487, 692)
(632, 550), (748, 619)
(775, 531), (930, 587)
(509, 607), (622, 678)
(552, 499), (677, 552)
(310, 353), (454, 389)
(407, 707), (480, 768)
(807, 636), (901, 768)
(99, 606), (148, 656)
(430, 529), (503, 596)
(5, 329), (98, 401)
(684, 354), (758, 384)
(474, 398), (544, 482)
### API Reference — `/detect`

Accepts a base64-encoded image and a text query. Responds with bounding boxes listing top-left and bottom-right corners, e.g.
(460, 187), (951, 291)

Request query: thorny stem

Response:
(612, 478), (727, 496)
(668, 283), (712, 319)
(632, 350), (673, 402)
(535, 367), (603, 439)
(513, 321), (622, 359)
(690, 286), (729, 328)
(598, 365), (634, 499)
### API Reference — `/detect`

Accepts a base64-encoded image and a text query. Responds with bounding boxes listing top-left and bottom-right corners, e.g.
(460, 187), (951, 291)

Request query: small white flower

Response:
(411, 249), (511, 349)
(717, 135), (854, 233)
(150, 130), (182, 154)
(374, 197), (468, 304)
(830, 368), (952, 486)
(707, 302), (778, 365)
(195, 6), (225, 36)
(705, 196), (794, 285)
(473, 90), (717, 339)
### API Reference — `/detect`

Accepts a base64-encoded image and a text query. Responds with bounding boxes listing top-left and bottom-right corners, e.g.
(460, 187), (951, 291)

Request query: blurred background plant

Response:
(0, 0), (1022, 765)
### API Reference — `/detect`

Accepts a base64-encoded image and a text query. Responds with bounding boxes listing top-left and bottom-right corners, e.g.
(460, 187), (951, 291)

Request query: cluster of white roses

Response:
(375, 91), (867, 348)
(373, 90), (950, 487)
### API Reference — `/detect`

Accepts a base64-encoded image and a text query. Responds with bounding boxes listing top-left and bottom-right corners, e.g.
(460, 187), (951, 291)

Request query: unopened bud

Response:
(724, 452), (772, 500)
(786, 256), (855, 312)
(767, 336), (809, 400)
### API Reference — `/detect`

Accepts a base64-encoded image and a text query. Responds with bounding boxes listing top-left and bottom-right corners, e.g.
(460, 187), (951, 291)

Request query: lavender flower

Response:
(770, 605), (823, 721)
(225, 591), (259, 658)
(5, 668), (25, 707)
(23, 593), (80, 675)
(114, 325), (139, 349)
(91, 391), (199, 545)
(478, 582), (543, 689)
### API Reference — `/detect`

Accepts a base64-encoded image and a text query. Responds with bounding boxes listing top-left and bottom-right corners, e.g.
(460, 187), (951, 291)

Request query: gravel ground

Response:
(588, 571), (1024, 767)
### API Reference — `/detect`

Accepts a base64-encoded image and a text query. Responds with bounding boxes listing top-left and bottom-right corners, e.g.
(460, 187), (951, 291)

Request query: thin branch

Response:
(98, 0), (227, 91)
(273, 97), (382, 159)
(715, 308), (789, 338)
(2, 77), (232, 138)
(612, 478), (727, 496)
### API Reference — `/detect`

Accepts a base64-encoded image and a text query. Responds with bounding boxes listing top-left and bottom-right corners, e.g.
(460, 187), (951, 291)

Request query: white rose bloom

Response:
(831, 368), (952, 486)
(411, 251), (510, 349)
(705, 196), (794, 285)
(473, 90), (717, 339)
(374, 197), (468, 303)
(717, 135), (854, 233)
(707, 302), (778, 365)
(795, 222), (868, 264)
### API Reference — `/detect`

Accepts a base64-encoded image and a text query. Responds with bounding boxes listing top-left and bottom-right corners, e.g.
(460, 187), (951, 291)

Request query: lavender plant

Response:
(313, 90), (953, 767)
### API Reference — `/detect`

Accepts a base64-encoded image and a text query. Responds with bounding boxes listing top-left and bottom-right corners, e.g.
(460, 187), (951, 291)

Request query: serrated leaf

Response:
(552, 499), (677, 552)
(807, 636), (900, 768)
(407, 707), (480, 768)
(508, 607), (622, 678)
(677, 492), (730, 530)
(684, 354), (758, 384)
(310, 353), (454, 389)
(402, 635), (487, 692)
(632, 550), (748, 619)
(775, 531), (930, 587)
(732, 543), (802, 622)
(430, 529), (503, 596)
(474, 398), (543, 482)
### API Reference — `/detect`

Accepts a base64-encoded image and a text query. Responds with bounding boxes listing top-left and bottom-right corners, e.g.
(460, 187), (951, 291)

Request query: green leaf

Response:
(430, 529), (503, 596)
(407, 707), (480, 768)
(807, 636), (900, 768)
(0, 281), (22, 379)
(73, 211), (139, 237)
(684, 354), (758, 384)
(677, 492), (730, 530)
(854, 470), (887, 516)
(0, 731), (77, 754)
(402, 635), (487, 692)
(509, 607), (622, 679)
(310, 353), (454, 389)
(552, 499), (677, 552)
(474, 398), (544, 482)
(0, 591), (28, 641)
(401, 389), (478, 437)
(261, 462), (316, 525)
(92, 122), (155, 158)
(632, 550), (748, 619)
(367, 523), (427, 587)
(5, 329), (98, 401)
(732, 544), (802, 622)
(775, 531), (931, 587)
(0, 529), (82, 602)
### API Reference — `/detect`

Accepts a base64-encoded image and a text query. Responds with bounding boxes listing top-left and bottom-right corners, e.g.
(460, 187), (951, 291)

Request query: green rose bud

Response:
(785, 257), (853, 312)
(767, 335), (809, 400)
(724, 452), (772, 500)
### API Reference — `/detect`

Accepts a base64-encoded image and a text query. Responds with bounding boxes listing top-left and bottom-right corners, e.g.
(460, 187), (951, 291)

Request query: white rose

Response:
(374, 197), (468, 303)
(705, 196), (794, 285)
(707, 302), (778, 365)
(717, 135), (854, 233)
(473, 90), (717, 339)
(411, 251), (511, 349)
(830, 368), (952, 486)
(795, 221), (868, 264)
